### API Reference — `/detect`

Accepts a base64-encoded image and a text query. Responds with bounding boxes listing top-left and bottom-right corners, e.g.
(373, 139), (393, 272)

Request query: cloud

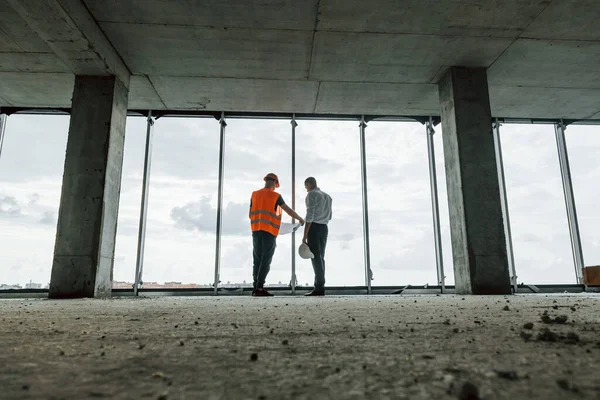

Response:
(170, 196), (250, 236)
(335, 232), (355, 242)
(0, 195), (22, 217)
(39, 211), (57, 225)
(0, 115), (69, 183)
(0, 191), (62, 227)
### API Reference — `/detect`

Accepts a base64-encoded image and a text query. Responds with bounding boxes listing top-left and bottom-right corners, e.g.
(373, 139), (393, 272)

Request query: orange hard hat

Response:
(264, 173), (280, 188)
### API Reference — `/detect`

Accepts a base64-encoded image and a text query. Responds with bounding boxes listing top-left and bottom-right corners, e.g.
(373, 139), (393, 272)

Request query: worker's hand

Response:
(298, 218), (305, 226)
(302, 237), (308, 245)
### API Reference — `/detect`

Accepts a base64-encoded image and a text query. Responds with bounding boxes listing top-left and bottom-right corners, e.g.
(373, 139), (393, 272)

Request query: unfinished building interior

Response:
(1, 1), (599, 399)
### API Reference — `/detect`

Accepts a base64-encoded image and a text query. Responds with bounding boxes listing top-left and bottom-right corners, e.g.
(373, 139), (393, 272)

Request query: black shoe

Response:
(253, 288), (274, 297)
(305, 290), (325, 296)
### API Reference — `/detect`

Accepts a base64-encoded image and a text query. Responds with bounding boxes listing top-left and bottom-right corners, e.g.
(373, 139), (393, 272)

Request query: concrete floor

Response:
(0, 294), (599, 400)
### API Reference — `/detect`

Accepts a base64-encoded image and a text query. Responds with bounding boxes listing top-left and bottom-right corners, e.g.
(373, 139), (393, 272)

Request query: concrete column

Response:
(49, 76), (128, 299)
(438, 67), (511, 295)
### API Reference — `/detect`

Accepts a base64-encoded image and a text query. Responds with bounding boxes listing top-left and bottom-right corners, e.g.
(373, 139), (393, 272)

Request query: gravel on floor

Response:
(1, 294), (599, 400)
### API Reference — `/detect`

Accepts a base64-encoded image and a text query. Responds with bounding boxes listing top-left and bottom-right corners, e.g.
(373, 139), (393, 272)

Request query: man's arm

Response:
(303, 191), (317, 244)
(302, 222), (312, 244)
(280, 204), (305, 225)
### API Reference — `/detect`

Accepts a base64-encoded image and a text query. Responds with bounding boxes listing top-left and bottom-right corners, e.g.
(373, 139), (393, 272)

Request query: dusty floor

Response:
(0, 294), (599, 400)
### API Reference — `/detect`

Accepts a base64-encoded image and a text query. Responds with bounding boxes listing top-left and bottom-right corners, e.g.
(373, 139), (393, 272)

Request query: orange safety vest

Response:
(250, 188), (282, 237)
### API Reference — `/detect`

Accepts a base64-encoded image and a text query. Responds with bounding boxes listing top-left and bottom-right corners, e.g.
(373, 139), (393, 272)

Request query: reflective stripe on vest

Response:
(250, 219), (281, 230)
(250, 188), (282, 236)
(249, 210), (282, 221)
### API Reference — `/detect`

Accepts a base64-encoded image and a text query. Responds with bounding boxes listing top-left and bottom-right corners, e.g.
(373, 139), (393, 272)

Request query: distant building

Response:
(25, 281), (42, 289)
(112, 281), (133, 289)
(0, 284), (23, 290)
(107, 280), (292, 290)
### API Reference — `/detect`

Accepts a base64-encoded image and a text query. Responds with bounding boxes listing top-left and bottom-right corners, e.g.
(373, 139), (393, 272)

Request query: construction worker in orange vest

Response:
(249, 173), (304, 296)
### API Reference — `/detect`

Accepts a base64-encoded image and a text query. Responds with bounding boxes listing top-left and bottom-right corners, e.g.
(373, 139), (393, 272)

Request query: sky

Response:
(0, 114), (599, 288)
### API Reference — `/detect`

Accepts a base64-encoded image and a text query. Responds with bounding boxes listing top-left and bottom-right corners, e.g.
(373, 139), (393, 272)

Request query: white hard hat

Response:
(298, 243), (314, 259)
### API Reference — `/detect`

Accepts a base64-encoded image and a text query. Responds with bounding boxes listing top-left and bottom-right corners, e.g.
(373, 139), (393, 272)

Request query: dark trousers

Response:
(307, 223), (328, 291)
(252, 230), (277, 289)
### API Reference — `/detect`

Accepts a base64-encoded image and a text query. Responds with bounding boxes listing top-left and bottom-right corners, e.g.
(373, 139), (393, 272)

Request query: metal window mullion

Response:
(0, 113), (7, 160)
(214, 113), (227, 295)
(493, 119), (518, 293)
(134, 111), (155, 296)
(554, 121), (585, 284)
(359, 116), (372, 294)
(426, 117), (445, 293)
(291, 115), (297, 294)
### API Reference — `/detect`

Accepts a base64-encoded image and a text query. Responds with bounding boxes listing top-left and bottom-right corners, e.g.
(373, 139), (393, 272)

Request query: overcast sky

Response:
(0, 114), (598, 287)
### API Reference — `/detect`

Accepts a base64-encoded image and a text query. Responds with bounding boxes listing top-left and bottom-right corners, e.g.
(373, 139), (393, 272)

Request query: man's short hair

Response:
(304, 177), (317, 188)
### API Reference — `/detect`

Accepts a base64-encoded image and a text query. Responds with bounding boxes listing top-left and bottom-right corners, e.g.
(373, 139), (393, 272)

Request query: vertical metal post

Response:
(493, 119), (518, 293)
(359, 116), (372, 294)
(133, 111), (155, 296)
(214, 112), (227, 295)
(555, 121), (585, 284)
(291, 115), (297, 294)
(0, 113), (7, 160)
(426, 118), (446, 293)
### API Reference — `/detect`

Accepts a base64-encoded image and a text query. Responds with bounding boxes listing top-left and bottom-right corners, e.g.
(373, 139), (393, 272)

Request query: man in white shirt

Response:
(302, 177), (332, 296)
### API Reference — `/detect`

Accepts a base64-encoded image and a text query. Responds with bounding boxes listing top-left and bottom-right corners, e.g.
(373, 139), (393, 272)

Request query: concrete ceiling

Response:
(1, 0), (600, 119)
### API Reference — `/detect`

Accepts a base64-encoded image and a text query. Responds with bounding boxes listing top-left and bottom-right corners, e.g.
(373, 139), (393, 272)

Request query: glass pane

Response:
(295, 120), (364, 287)
(112, 116), (147, 289)
(501, 123), (574, 284)
(366, 121), (437, 286)
(221, 118), (292, 289)
(143, 117), (219, 288)
(0, 114), (68, 289)
(565, 125), (600, 268)
(434, 127), (455, 285)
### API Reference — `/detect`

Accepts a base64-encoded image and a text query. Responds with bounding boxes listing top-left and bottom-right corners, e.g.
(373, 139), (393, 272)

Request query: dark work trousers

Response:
(307, 223), (328, 291)
(252, 230), (277, 289)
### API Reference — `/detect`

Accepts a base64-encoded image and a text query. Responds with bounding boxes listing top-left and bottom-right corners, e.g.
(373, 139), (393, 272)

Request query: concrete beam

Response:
(0, 72), (73, 107)
(316, 81), (439, 115)
(0, 52), (69, 73)
(50, 75), (128, 298)
(150, 76), (319, 112)
(6, 0), (130, 86)
(438, 67), (511, 295)
(128, 75), (166, 110)
(489, 86), (600, 120)
(0, 92), (12, 106)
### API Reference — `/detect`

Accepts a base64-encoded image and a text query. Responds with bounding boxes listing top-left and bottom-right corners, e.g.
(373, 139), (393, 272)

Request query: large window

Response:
(112, 116), (147, 287)
(143, 117), (219, 288)
(295, 119), (364, 286)
(366, 121), (437, 286)
(220, 118), (292, 288)
(501, 123), (574, 284)
(0, 114), (68, 289)
(434, 126), (455, 285)
(565, 125), (600, 269)
(8, 114), (593, 291)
